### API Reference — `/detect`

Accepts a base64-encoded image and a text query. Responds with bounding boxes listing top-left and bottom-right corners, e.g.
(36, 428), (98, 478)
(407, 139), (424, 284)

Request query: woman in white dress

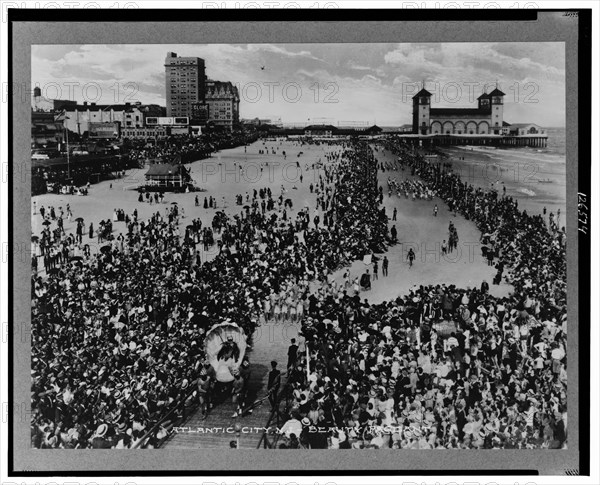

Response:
(296, 299), (304, 321)
(273, 299), (281, 323)
(286, 294), (295, 322)
(281, 295), (289, 323)
(263, 298), (271, 322)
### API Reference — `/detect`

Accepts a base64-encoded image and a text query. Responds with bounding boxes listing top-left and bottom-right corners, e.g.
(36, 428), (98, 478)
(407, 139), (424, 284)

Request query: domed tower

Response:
(488, 86), (505, 134)
(412, 86), (432, 135)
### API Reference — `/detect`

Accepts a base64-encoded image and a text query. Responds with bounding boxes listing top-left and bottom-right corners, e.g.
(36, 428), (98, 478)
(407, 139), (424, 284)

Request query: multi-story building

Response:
(205, 80), (240, 130)
(31, 111), (65, 147)
(165, 52), (206, 118)
(412, 85), (505, 135)
(56, 102), (145, 135)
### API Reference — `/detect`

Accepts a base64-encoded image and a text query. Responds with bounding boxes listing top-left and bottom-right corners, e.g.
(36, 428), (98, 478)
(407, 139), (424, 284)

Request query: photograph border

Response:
(8, 7), (592, 477)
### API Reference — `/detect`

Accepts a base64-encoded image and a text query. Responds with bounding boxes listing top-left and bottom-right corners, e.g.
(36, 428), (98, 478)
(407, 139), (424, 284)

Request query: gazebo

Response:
(144, 163), (191, 189)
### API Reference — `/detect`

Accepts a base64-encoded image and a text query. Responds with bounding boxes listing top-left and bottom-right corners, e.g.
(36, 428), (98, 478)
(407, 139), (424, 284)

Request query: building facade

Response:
(205, 81), (240, 130)
(412, 86), (505, 135)
(165, 52), (206, 118)
(31, 111), (65, 147)
(57, 102), (145, 135)
(121, 126), (167, 139)
(507, 123), (546, 136)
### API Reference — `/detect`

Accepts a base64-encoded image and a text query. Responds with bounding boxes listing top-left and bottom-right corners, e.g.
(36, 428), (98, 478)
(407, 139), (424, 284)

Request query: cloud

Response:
(31, 42), (565, 127)
(247, 44), (324, 62)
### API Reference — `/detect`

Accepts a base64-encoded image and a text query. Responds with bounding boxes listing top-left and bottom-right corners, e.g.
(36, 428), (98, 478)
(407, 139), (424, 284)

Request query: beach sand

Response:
(32, 140), (513, 303)
(326, 145), (513, 303)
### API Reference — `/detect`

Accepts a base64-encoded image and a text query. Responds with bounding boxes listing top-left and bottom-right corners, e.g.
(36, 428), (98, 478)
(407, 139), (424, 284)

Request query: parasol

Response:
(75, 217), (84, 222)
(42, 220), (51, 226)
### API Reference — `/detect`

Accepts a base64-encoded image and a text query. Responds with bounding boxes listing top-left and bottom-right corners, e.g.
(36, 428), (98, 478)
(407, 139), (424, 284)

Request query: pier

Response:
(394, 133), (548, 148)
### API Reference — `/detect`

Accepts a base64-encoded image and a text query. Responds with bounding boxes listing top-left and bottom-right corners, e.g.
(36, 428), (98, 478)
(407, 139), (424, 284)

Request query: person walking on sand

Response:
(392, 207), (397, 221)
(382, 256), (389, 277)
(390, 225), (397, 243)
(407, 248), (416, 267)
(434, 205), (438, 217)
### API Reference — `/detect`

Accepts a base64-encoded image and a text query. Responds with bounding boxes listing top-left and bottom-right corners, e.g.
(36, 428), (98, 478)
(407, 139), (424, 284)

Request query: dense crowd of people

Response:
(274, 138), (567, 450)
(30, 140), (391, 448)
(126, 131), (258, 166)
(30, 134), (567, 451)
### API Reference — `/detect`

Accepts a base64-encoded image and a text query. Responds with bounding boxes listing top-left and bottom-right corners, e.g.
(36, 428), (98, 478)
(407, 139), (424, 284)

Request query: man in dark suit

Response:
(267, 361), (281, 410)
(287, 339), (299, 370)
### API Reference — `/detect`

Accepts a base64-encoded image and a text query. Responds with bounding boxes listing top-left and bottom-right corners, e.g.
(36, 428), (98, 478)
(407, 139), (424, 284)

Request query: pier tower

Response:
(412, 87), (432, 135)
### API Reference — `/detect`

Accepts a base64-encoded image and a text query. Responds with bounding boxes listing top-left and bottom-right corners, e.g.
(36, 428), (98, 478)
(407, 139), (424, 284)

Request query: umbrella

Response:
(100, 245), (112, 254)
(31, 235), (39, 242)
(75, 217), (84, 222)
(70, 256), (83, 261)
(171, 202), (178, 205)
(42, 220), (51, 226)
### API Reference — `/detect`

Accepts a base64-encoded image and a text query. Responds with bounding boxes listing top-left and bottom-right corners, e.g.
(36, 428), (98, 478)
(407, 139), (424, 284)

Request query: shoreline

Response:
(435, 144), (566, 222)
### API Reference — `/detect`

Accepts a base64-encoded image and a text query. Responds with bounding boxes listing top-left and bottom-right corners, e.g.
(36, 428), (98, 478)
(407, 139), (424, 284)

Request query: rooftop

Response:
(412, 88), (433, 99)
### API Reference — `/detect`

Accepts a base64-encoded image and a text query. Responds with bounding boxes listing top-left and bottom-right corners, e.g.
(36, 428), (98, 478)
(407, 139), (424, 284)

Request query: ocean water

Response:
(440, 127), (566, 222)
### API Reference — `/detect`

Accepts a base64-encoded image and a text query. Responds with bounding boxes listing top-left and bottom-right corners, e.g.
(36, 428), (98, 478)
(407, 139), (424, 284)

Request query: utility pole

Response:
(63, 111), (71, 179)
(65, 118), (70, 179)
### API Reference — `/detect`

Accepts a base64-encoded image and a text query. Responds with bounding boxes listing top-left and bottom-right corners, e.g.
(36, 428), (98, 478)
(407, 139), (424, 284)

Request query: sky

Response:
(32, 42), (566, 127)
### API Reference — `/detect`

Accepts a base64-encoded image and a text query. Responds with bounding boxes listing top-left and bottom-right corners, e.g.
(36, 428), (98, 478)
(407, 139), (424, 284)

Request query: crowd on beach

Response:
(30, 140), (392, 448)
(275, 138), (567, 450)
(126, 132), (258, 166)
(30, 134), (567, 450)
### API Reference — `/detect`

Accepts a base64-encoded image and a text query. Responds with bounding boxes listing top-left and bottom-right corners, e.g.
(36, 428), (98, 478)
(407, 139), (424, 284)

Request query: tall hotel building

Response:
(164, 52), (206, 118)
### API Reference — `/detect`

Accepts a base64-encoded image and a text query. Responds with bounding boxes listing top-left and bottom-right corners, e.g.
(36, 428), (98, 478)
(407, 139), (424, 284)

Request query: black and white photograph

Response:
(4, 6), (596, 481)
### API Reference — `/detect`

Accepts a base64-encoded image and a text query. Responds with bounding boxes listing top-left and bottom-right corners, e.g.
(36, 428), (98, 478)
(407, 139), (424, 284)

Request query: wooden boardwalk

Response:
(162, 320), (299, 449)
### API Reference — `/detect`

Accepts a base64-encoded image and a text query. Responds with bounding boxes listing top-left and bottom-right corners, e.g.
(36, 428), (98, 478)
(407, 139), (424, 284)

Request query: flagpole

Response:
(306, 344), (310, 381)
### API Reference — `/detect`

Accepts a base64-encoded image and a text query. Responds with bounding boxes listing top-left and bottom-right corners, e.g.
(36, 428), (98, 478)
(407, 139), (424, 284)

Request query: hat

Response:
(301, 417), (311, 426)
